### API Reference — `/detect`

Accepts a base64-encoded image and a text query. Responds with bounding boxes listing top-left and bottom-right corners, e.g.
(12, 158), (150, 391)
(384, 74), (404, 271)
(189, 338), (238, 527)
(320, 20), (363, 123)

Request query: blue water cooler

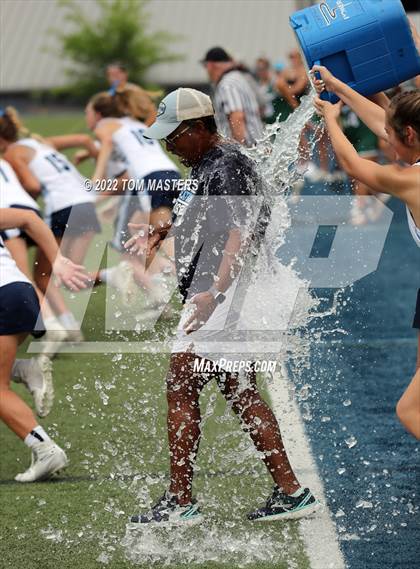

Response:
(290, 0), (420, 102)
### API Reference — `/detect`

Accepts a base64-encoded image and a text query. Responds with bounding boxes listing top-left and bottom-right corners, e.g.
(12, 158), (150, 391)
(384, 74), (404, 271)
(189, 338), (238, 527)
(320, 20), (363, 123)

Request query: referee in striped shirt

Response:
(201, 47), (264, 147)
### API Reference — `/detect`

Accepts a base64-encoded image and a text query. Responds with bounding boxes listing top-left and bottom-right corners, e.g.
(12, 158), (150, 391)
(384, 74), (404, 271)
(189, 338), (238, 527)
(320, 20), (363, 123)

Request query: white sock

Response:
(43, 315), (65, 331)
(11, 358), (32, 383)
(289, 487), (304, 498)
(99, 268), (115, 283)
(24, 426), (51, 448)
(58, 311), (79, 330)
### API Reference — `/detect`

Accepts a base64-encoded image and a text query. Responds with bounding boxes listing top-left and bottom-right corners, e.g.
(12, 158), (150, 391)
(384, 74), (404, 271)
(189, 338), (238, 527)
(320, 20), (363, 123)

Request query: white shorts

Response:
(171, 282), (240, 361)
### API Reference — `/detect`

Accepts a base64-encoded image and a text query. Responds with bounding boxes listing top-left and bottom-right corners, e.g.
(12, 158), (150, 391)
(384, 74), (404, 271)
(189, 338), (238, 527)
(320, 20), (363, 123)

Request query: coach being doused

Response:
(125, 88), (318, 525)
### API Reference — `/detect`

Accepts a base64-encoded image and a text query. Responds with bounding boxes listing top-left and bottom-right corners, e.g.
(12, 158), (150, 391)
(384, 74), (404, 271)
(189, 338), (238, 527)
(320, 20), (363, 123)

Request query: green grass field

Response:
(0, 113), (310, 569)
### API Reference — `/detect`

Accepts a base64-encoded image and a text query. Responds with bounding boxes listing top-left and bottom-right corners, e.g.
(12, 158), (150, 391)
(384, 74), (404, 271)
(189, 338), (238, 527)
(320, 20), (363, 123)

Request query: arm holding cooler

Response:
(290, 0), (420, 103)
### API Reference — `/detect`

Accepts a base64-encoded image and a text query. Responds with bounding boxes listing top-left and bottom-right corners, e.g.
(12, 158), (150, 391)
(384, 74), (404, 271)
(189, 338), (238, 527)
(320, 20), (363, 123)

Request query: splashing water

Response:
(117, 93), (328, 565)
(122, 522), (302, 567)
(39, 93), (342, 567)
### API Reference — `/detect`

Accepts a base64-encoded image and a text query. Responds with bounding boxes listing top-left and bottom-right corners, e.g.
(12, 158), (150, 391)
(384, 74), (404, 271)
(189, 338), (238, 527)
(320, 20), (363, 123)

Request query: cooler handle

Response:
(313, 60), (331, 102)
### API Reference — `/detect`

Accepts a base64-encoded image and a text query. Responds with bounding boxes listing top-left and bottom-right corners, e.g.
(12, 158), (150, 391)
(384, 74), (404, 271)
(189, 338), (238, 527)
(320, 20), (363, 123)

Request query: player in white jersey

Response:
(88, 88), (180, 244)
(74, 140), (127, 225)
(0, 158), (70, 355)
(0, 107), (100, 336)
(0, 207), (88, 481)
(85, 88), (180, 308)
(313, 67), (420, 438)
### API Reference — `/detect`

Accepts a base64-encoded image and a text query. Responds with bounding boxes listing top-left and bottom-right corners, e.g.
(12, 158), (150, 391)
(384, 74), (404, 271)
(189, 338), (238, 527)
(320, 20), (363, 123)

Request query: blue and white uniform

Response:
(406, 161), (420, 249)
(0, 234), (44, 337)
(94, 140), (128, 180)
(409, 161), (420, 329)
(13, 138), (100, 237)
(100, 117), (180, 251)
(0, 158), (40, 242)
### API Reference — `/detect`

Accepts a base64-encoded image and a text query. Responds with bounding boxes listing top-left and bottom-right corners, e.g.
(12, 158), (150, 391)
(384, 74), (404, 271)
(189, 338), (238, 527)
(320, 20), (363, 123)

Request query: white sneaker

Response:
(15, 441), (69, 482)
(64, 328), (85, 342)
(108, 261), (138, 306)
(41, 317), (68, 357)
(13, 356), (54, 418)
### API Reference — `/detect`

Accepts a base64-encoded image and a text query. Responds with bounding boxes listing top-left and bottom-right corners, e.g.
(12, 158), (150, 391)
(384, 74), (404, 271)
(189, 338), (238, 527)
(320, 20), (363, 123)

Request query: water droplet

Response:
(345, 435), (357, 449)
(298, 384), (310, 401)
(356, 500), (373, 509)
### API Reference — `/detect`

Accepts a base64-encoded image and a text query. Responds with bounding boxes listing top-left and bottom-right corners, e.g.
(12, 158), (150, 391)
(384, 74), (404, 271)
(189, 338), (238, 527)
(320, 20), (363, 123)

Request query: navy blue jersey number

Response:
(45, 153), (71, 173)
(130, 129), (154, 146)
(0, 166), (9, 183)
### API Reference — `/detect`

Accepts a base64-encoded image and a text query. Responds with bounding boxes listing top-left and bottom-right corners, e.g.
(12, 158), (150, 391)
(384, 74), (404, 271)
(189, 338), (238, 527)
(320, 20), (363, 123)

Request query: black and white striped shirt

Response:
(213, 70), (264, 147)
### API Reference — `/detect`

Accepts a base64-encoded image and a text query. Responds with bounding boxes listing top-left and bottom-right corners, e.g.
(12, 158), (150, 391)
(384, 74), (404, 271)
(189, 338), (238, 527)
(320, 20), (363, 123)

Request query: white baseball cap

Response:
(143, 88), (214, 140)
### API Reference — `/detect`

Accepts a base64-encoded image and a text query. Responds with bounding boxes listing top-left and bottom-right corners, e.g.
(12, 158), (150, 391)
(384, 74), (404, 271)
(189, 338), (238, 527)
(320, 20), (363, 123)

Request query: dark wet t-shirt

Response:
(170, 142), (265, 303)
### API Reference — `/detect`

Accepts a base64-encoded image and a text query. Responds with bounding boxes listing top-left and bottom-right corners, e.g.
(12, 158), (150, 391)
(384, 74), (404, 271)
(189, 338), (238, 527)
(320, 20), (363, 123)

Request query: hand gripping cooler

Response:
(290, 0), (420, 102)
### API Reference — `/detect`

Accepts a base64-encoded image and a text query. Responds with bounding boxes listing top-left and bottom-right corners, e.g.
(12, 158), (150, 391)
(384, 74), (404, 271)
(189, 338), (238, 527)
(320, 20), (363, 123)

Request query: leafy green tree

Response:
(54, 0), (182, 99)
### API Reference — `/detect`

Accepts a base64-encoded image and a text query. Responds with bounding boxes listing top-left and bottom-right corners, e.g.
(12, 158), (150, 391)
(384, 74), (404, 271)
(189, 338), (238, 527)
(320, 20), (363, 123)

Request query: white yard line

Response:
(267, 368), (346, 569)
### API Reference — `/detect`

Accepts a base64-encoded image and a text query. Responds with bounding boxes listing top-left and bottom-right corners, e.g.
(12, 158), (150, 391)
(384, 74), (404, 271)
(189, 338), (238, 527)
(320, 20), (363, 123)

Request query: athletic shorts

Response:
(413, 289), (420, 329)
(146, 170), (181, 210)
(49, 202), (101, 238)
(0, 281), (45, 337)
(111, 191), (150, 252)
(171, 282), (241, 368)
(111, 170), (180, 252)
(0, 204), (41, 247)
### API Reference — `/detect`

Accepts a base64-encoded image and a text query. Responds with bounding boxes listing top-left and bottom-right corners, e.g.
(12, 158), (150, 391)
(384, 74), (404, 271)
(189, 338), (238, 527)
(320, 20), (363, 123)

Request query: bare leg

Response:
(166, 353), (300, 505)
(0, 334), (37, 439)
(417, 332), (420, 371)
(396, 333), (420, 439)
(167, 352), (208, 505)
(60, 231), (95, 265)
(217, 367), (300, 494)
(34, 245), (69, 316)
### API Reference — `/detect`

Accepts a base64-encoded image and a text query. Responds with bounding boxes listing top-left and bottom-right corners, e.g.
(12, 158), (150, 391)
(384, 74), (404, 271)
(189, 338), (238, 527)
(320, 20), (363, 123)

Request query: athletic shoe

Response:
(108, 261), (138, 306)
(129, 491), (203, 526)
(247, 487), (319, 522)
(13, 356), (54, 418)
(63, 328), (84, 342)
(15, 441), (69, 482)
(41, 317), (68, 357)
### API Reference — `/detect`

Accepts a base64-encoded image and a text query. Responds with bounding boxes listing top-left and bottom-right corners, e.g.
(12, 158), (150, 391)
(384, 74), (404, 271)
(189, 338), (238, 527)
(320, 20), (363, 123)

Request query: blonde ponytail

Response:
(0, 106), (26, 141)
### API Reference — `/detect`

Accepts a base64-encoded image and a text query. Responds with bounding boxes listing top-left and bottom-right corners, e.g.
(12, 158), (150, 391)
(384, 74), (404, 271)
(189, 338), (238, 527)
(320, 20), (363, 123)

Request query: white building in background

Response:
(0, 0), (314, 92)
(1, 0), (418, 93)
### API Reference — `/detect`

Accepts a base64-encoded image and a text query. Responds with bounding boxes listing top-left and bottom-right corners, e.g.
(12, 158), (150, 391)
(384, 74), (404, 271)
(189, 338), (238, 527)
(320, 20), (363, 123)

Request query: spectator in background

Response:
(284, 49), (332, 182)
(283, 49), (310, 103)
(341, 105), (390, 225)
(105, 62), (161, 126)
(106, 62), (134, 91)
(201, 47), (264, 147)
(255, 58), (297, 124)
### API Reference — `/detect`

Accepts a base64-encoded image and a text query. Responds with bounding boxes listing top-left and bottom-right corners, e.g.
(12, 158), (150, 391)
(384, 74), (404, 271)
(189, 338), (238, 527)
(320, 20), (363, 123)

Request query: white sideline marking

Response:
(267, 369), (346, 569)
